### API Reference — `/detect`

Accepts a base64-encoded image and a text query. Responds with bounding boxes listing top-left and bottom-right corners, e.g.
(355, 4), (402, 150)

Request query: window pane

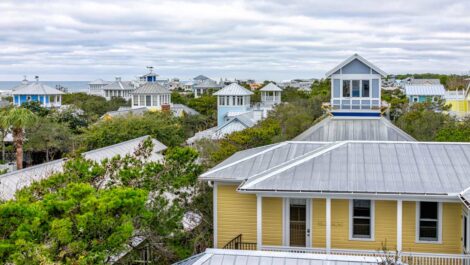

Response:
(352, 80), (360, 97)
(419, 220), (438, 239)
(343, 80), (351, 97)
(362, 80), (370, 97)
(353, 218), (371, 237)
(420, 202), (438, 219)
(353, 200), (371, 217)
(146, 95), (151, 106)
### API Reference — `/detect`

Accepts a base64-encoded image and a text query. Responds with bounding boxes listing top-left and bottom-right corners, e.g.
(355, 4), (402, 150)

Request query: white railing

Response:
(262, 246), (470, 265)
(331, 98), (381, 111)
(445, 90), (467, 100)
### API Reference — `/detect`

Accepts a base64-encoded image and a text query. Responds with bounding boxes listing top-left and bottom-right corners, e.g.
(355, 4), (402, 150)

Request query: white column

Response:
(397, 200), (403, 253)
(257, 195), (262, 250)
(213, 182), (218, 248)
(326, 198), (331, 253)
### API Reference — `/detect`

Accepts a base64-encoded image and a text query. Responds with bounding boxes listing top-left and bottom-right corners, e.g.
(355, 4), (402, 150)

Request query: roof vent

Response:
(34, 76), (39, 83)
(115, 77), (122, 81)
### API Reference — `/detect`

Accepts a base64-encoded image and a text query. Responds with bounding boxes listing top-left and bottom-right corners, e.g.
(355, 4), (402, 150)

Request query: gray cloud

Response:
(0, 0), (469, 81)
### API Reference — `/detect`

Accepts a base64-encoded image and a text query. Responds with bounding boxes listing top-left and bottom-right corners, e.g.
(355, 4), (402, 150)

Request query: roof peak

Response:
(325, 54), (387, 77)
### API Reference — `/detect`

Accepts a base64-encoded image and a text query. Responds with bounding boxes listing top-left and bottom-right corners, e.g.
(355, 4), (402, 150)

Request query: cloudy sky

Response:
(0, 0), (469, 81)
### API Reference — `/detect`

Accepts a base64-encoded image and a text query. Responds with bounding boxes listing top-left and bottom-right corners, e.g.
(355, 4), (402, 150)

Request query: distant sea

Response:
(0, 81), (89, 93)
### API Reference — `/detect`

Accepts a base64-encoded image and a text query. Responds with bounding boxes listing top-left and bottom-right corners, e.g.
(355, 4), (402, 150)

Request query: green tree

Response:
(0, 108), (10, 162)
(435, 117), (470, 142)
(62, 93), (130, 122)
(5, 107), (37, 169)
(80, 111), (185, 150)
(25, 116), (74, 162)
(20, 100), (51, 117)
(396, 104), (451, 141)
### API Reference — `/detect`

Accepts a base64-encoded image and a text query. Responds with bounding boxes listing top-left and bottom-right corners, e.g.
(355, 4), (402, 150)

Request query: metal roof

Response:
(193, 75), (210, 81)
(409, 79), (441, 85)
(213, 83), (254, 96)
(12, 82), (65, 95)
(0, 136), (167, 200)
(88, 79), (110, 85)
(404, 84), (445, 96)
(260, 83), (282, 92)
(200, 142), (328, 182)
(174, 249), (379, 265)
(239, 141), (470, 197)
(194, 79), (222, 89)
(325, 54), (387, 78)
(131, 82), (170, 94)
(102, 80), (135, 91)
(102, 107), (148, 118)
(172, 104), (200, 115)
(293, 116), (415, 142)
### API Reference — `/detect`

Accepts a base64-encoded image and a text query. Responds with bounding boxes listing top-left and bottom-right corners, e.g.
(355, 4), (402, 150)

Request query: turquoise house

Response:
(404, 84), (445, 103)
(12, 78), (64, 108)
(213, 83), (253, 127)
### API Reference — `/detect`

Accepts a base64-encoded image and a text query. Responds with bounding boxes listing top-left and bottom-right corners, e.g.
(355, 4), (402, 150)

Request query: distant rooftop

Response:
(214, 83), (253, 96)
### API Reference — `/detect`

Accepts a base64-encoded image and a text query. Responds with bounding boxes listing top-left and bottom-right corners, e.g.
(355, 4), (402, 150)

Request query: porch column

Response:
(326, 198), (331, 254)
(257, 195), (262, 250)
(397, 200), (403, 253)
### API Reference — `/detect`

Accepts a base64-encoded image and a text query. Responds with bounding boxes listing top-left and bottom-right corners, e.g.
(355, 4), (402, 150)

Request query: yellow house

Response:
(445, 79), (470, 117)
(200, 141), (470, 264)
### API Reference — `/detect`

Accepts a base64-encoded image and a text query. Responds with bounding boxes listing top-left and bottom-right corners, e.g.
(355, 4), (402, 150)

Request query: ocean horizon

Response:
(0, 81), (89, 93)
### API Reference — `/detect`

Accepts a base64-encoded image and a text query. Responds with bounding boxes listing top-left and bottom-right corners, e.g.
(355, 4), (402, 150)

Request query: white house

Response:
(102, 77), (136, 101)
(88, 79), (110, 96)
(130, 82), (171, 110)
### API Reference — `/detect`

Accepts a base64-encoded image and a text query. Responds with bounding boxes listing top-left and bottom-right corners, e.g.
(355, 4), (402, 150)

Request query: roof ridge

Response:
(240, 141), (347, 189)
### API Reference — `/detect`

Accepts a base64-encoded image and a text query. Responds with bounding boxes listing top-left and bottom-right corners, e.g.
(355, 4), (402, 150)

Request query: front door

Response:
(288, 199), (312, 247)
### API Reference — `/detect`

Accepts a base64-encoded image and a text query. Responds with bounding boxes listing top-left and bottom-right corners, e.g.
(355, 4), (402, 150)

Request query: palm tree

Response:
(0, 108), (10, 162)
(6, 107), (37, 169)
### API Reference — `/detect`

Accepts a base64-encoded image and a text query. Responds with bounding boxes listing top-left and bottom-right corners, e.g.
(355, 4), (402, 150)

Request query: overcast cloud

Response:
(0, 0), (469, 81)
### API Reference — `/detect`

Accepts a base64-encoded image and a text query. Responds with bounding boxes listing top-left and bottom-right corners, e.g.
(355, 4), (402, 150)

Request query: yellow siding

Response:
(402, 202), (461, 254)
(216, 184), (257, 248)
(330, 200), (397, 250)
(312, 199), (326, 248)
(447, 100), (469, 113)
(262, 197), (283, 246)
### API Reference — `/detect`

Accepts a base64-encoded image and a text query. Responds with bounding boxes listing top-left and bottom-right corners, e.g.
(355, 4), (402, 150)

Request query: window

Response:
(418, 202), (440, 242)
(413, 96), (419, 103)
(351, 200), (373, 239)
(219, 96), (225, 106)
(362, 80), (370, 97)
(342, 80), (351, 97)
(237, 96), (243, 105)
(145, 95), (151, 106)
(133, 95), (138, 106)
(26, 96), (31, 101)
(232, 96), (236, 106)
(352, 80), (360, 97)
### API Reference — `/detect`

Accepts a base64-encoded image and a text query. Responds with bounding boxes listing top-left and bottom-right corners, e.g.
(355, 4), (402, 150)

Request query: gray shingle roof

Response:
(260, 83), (282, 92)
(404, 84), (445, 96)
(102, 81), (135, 91)
(174, 249), (380, 265)
(239, 141), (470, 198)
(131, 82), (170, 94)
(12, 82), (65, 95)
(200, 142), (328, 182)
(213, 83), (254, 96)
(0, 136), (167, 200)
(293, 116), (415, 142)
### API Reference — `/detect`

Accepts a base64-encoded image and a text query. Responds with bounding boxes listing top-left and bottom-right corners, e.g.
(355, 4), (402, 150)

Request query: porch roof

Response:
(174, 248), (380, 265)
(239, 141), (470, 198)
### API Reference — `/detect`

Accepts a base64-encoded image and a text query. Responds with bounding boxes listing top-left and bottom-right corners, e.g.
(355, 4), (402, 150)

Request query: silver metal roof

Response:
(0, 136), (167, 200)
(260, 83), (282, 92)
(193, 75), (210, 81)
(88, 79), (110, 85)
(404, 84), (445, 96)
(239, 141), (470, 197)
(12, 82), (65, 95)
(102, 80), (135, 91)
(174, 249), (379, 265)
(293, 116), (415, 142)
(213, 83), (254, 96)
(131, 82), (170, 94)
(194, 79), (222, 89)
(200, 142), (327, 182)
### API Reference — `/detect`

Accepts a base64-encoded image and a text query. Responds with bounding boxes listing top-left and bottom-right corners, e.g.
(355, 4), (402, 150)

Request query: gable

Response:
(341, 59), (371, 74)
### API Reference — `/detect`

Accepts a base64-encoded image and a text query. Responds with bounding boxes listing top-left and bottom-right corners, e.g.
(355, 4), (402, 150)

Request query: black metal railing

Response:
(223, 234), (257, 250)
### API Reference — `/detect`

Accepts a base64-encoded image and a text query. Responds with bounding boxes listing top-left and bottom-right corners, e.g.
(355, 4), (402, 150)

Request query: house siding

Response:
(312, 199), (326, 248)
(402, 201), (461, 254)
(216, 184), (257, 248)
(262, 197), (282, 246)
(341, 59), (371, 74)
